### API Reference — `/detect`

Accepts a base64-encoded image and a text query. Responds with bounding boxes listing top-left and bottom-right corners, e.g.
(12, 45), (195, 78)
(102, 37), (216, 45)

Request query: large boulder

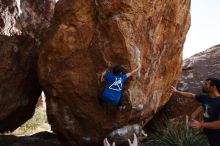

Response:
(160, 44), (220, 121)
(38, 0), (190, 145)
(0, 0), (56, 132)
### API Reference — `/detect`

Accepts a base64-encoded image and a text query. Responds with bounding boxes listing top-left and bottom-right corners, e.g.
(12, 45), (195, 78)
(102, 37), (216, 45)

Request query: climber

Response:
(99, 63), (141, 106)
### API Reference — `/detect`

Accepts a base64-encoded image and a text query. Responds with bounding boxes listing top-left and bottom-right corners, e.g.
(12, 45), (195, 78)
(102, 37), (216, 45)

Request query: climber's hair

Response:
(112, 65), (125, 76)
(206, 78), (220, 93)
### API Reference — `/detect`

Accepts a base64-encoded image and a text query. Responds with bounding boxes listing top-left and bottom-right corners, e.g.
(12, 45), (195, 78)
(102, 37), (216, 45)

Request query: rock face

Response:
(38, 0), (190, 145)
(0, 0), (56, 132)
(159, 44), (220, 121)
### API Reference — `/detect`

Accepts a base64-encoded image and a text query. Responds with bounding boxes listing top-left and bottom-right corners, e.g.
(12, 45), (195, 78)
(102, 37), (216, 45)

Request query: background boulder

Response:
(0, 0), (56, 132)
(161, 44), (220, 122)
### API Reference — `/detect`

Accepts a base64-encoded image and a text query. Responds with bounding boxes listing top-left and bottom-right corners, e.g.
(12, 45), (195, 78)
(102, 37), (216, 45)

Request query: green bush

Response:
(147, 121), (209, 146)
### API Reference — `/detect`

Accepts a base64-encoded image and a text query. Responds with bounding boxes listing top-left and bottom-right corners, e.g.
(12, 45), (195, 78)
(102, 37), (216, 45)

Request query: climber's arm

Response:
(171, 86), (196, 98)
(126, 63), (141, 78)
(101, 70), (107, 82)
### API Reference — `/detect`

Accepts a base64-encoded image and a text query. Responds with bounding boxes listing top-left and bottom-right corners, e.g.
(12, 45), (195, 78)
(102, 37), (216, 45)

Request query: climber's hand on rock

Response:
(101, 70), (107, 82)
(102, 70), (107, 76)
(170, 86), (178, 92)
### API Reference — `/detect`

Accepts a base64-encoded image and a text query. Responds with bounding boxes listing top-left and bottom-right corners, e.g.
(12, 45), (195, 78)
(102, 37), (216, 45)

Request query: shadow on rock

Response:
(0, 132), (65, 146)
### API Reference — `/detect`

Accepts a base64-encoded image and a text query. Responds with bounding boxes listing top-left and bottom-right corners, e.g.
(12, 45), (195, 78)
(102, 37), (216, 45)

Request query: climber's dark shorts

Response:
(98, 93), (122, 106)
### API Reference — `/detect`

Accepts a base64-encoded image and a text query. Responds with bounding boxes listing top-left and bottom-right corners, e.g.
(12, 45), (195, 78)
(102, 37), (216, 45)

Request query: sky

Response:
(183, 0), (220, 59)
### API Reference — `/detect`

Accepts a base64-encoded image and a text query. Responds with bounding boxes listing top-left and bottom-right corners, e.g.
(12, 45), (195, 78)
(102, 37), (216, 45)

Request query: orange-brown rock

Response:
(0, 0), (56, 132)
(38, 0), (190, 145)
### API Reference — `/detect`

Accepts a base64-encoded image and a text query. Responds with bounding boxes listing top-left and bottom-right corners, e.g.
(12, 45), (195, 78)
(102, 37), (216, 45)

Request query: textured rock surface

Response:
(158, 44), (220, 121)
(0, 0), (56, 132)
(38, 0), (190, 145)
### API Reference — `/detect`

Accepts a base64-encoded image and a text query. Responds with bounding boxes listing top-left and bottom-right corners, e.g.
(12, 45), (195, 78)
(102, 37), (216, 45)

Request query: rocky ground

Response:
(0, 132), (64, 146)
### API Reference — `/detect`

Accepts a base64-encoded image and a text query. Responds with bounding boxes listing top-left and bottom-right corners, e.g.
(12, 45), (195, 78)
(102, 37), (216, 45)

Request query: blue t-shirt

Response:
(196, 94), (220, 146)
(102, 72), (127, 105)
